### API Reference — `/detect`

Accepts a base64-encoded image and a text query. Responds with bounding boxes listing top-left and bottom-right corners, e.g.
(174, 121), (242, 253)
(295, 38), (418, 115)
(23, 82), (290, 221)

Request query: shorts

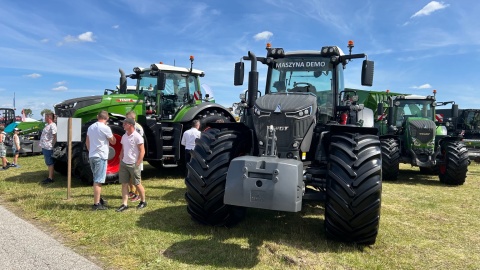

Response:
(119, 161), (141, 185)
(89, 157), (108, 184)
(12, 147), (19, 154)
(0, 149), (6, 158)
(42, 149), (54, 166)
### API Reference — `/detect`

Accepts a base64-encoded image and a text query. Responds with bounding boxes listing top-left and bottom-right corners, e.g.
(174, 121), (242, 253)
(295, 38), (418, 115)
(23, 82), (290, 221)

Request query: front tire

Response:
(325, 133), (382, 245)
(438, 141), (469, 185)
(185, 128), (250, 226)
(381, 138), (400, 180)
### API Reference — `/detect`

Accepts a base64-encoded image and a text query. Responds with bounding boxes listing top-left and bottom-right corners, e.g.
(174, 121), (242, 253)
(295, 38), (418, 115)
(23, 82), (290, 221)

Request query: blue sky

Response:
(1, 0), (479, 119)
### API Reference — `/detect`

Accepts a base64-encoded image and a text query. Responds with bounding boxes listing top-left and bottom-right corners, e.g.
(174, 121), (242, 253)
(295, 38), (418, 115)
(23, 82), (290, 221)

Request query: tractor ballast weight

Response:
(185, 42), (383, 245)
(52, 57), (235, 184)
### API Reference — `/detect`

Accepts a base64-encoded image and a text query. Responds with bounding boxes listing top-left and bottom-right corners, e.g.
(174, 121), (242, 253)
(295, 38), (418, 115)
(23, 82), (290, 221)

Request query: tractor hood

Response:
(253, 93), (317, 156)
(255, 93), (316, 113)
(54, 95), (103, 117)
(407, 118), (436, 143)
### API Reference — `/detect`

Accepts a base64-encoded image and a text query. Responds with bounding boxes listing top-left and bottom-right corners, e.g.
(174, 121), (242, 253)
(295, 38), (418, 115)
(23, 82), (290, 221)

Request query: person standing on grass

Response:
(181, 120), (201, 164)
(39, 113), (57, 183)
(125, 110), (144, 203)
(0, 126), (11, 170)
(116, 117), (146, 212)
(11, 128), (21, 167)
(86, 110), (116, 211)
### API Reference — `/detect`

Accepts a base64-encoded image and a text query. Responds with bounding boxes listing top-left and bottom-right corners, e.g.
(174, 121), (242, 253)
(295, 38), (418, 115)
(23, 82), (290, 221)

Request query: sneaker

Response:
(130, 195), (140, 202)
(6, 162), (11, 167)
(100, 197), (108, 206)
(92, 203), (107, 211)
(2, 166), (8, 171)
(128, 192), (135, 199)
(9, 163), (16, 167)
(116, 204), (128, 212)
(137, 201), (147, 209)
(41, 178), (54, 184)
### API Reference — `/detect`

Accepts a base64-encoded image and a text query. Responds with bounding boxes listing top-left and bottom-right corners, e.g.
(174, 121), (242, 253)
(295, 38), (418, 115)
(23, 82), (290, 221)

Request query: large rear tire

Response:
(185, 128), (250, 226)
(380, 138), (400, 180)
(438, 141), (469, 185)
(53, 160), (68, 176)
(325, 133), (382, 245)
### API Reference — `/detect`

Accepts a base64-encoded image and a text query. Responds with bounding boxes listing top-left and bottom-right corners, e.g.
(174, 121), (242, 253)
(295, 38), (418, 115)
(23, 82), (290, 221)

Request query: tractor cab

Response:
(0, 108), (16, 128)
(123, 57), (205, 121)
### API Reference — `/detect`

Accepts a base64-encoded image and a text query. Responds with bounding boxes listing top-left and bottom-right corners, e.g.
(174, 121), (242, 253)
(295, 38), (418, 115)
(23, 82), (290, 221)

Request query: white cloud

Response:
(411, 84), (432, 89)
(254, 31), (273, 41)
(25, 73), (41, 78)
(58, 31), (95, 46)
(112, 25), (119, 29)
(78, 32), (94, 42)
(411, 1), (449, 18)
(52, 86), (68, 91)
(40, 38), (49, 43)
(55, 81), (67, 85)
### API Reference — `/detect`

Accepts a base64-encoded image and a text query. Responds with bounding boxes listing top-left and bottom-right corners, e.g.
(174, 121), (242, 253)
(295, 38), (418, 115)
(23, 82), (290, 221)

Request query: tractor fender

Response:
(180, 103), (235, 123)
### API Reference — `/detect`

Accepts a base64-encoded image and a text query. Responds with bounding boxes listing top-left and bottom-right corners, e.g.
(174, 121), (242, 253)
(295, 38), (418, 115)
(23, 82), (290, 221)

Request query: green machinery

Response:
(436, 108), (480, 162)
(185, 42), (382, 244)
(0, 108), (45, 155)
(351, 90), (469, 185)
(52, 57), (235, 183)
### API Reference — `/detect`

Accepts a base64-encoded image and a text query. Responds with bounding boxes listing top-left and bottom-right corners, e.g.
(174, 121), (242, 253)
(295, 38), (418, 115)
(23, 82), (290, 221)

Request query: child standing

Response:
(11, 128), (21, 167)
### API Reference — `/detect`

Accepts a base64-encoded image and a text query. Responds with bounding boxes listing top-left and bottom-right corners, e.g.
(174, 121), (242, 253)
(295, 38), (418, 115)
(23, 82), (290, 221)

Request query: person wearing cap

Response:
(116, 117), (146, 212)
(86, 110), (116, 210)
(11, 128), (21, 168)
(125, 110), (144, 202)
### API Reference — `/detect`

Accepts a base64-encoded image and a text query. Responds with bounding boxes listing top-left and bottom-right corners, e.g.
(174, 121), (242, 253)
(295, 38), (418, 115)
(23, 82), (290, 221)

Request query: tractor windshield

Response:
(394, 99), (434, 126)
(137, 72), (200, 119)
(268, 56), (334, 112)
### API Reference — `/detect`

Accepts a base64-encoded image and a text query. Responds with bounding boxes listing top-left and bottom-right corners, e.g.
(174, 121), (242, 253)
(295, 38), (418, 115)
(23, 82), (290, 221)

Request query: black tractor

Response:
(185, 42), (383, 245)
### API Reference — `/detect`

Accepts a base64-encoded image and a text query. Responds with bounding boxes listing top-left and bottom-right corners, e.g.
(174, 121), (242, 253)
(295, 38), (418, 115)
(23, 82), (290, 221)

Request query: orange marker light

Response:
(348, 40), (354, 47)
(266, 43), (271, 48)
(159, 62), (163, 64)
(386, 89), (390, 93)
(190, 55), (194, 61)
(433, 89), (437, 94)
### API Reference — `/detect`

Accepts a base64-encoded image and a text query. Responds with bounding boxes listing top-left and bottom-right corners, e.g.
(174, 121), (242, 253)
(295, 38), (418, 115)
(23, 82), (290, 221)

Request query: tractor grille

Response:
(409, 119), (436, 143)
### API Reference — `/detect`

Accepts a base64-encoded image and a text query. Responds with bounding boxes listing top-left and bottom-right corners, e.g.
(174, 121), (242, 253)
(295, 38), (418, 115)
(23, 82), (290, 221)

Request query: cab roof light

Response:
(266, 43), (285, 58)
(348, 40), (354, 54)
(320, 46), (341, 57)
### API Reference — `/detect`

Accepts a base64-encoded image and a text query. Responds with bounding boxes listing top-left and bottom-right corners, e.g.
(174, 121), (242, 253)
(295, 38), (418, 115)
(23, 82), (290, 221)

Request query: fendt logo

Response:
(116, 99), (143, 103)
(274, 126), (289, 131)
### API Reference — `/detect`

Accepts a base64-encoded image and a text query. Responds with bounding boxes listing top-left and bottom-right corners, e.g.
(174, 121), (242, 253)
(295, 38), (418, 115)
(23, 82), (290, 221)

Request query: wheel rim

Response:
(106, 133), (122, 175)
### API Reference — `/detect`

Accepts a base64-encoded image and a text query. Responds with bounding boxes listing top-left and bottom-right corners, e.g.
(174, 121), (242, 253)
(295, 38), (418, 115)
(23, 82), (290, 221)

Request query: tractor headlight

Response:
(253, 105), (270, 117)
(412, 138), (421, 146)
(427, 140), (435, 147)
(286, 106), (313, 119)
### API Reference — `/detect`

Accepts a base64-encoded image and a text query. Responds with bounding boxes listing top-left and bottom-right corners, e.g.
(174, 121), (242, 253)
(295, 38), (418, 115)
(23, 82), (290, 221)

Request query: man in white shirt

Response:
(116, 117), (146, 212)
(86, 110), (116, 210)
(181, 120), (201, 164)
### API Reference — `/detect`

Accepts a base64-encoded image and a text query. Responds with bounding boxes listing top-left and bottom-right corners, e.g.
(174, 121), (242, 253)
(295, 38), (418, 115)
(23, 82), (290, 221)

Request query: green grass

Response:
(1, 155), (480, 270)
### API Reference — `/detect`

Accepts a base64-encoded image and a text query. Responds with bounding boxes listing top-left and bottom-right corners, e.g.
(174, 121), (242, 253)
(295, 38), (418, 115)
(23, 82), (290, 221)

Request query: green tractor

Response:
(185, 42), (382, 244)
(0, 108), (45, 155)
(52, 57), (235, 183)
(436, 108), (480, 162)
(375, 91), (469, 184)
